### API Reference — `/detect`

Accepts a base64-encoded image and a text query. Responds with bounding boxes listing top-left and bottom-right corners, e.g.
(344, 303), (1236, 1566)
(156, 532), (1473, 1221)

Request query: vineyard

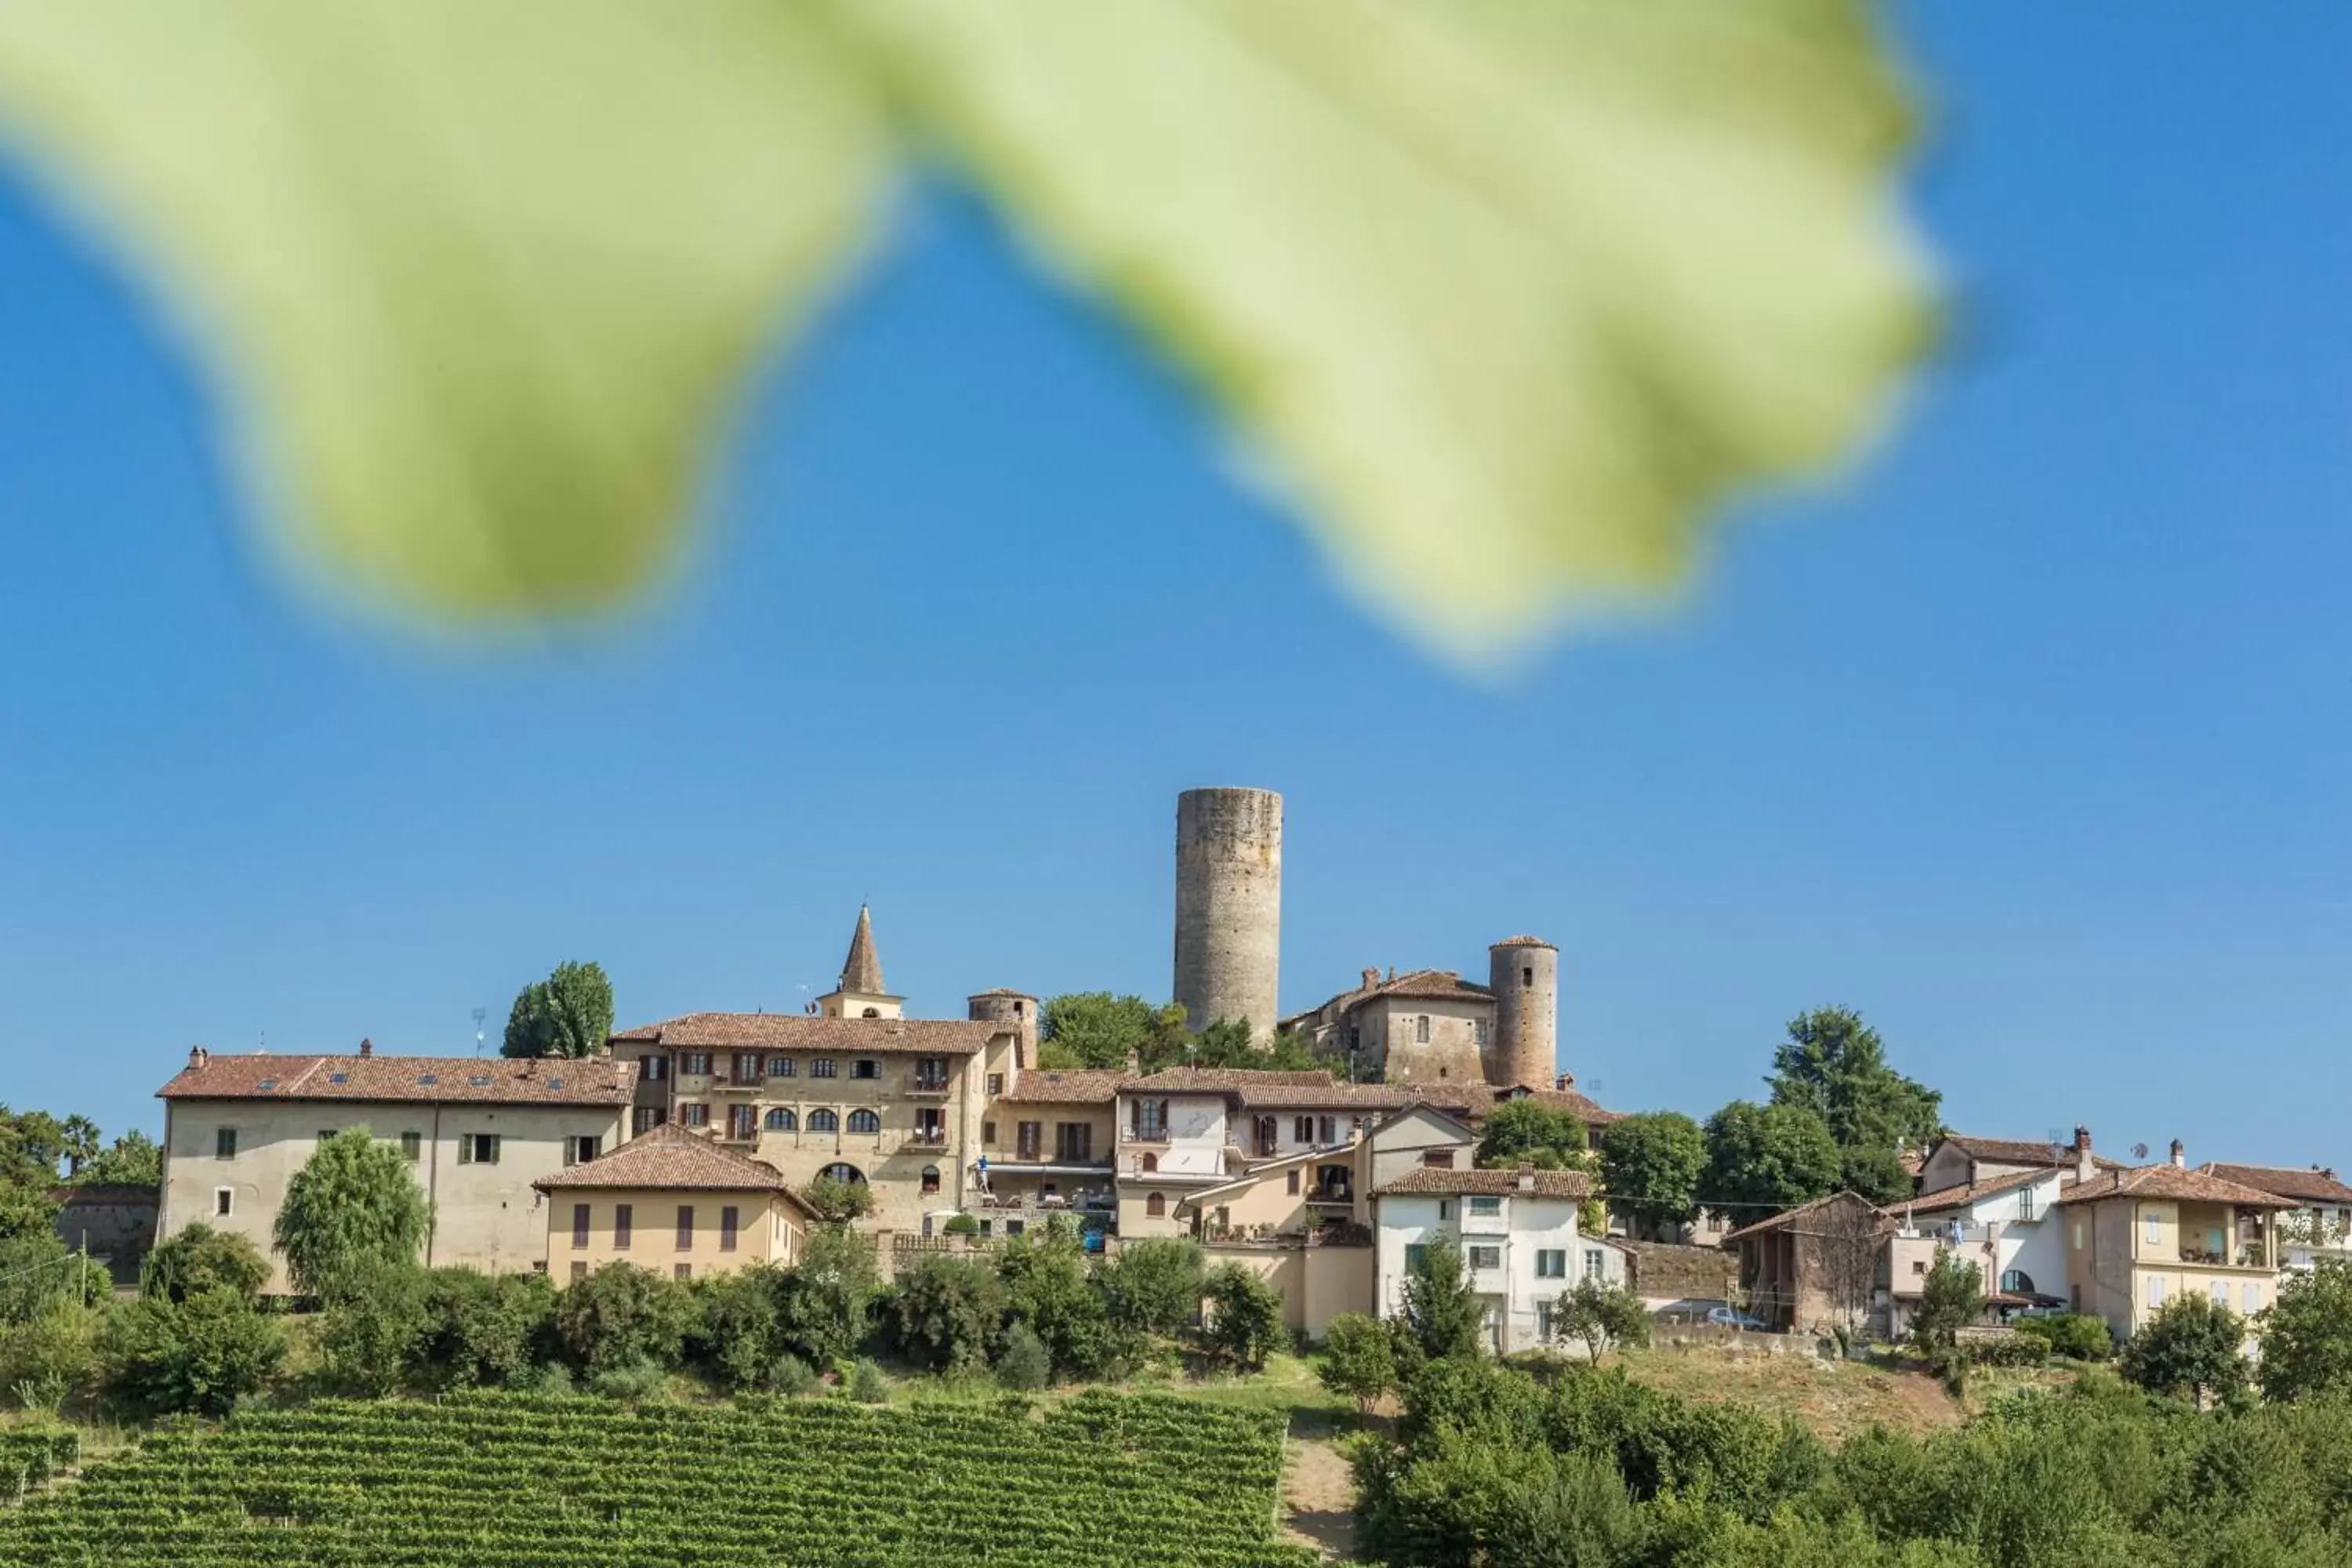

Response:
(0, 1392), (1321, 1566)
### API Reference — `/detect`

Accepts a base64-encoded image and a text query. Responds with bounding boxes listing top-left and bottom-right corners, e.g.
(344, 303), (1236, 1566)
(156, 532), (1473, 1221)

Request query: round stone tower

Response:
(967, 988), (1039, 1060)
(1486, 935), (1559, 1091)
(1173, 787), (1283, 1043)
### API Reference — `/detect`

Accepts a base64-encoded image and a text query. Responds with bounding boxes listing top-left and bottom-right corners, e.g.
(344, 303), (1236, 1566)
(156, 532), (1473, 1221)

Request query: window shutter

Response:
(488, 1135), (501, 1165)
(458, 1137), (474, 1165)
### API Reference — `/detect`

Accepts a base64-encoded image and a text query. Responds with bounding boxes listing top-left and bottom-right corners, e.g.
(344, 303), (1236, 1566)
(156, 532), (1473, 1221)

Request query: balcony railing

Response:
(905, 1076), (953, 1099)
(906, 1129), (949, 1147)
(1122, 1129), (1171, 1145)
(706, 1076), (764, 1094)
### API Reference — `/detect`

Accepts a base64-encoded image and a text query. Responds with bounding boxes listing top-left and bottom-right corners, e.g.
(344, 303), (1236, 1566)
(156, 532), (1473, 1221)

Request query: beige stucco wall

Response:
(545, 1189), (801, 1280)
(1119, 1183), (1210, 1239)
(162, 1097), (625, 1293)
(1359, 997), (1490, 1088)
(2067, 1197), (2276, 1337)
(1187, 1153), (1361, 1239)
(982, 1103), (1116, 1166)
(1368, 1108), (1477, 1194)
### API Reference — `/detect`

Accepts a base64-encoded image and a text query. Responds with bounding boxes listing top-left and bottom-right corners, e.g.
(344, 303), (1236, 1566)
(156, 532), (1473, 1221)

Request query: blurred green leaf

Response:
(0, 1), (1930, 654)
(0, 2), (888, 619)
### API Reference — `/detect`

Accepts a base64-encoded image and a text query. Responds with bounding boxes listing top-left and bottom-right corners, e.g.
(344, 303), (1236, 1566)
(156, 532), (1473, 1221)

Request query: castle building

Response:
(1282, 935), (1566, 1096)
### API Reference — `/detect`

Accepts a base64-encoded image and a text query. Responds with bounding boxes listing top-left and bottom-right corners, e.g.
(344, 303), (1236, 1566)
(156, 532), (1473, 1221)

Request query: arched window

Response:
(764, 1108), (796, 1132)
(2000, 1269), (2035, 1296)
(818, 1163), (865, 1185)
(807, 1109), (839, 1134)
(1139, 1152), (1158, 1173)
(847, 1109), (880, 1134)
(1145, 1192), (1166, 1218)
(920, 1165), (941, 1195)
(860, 1007), (881, 1018)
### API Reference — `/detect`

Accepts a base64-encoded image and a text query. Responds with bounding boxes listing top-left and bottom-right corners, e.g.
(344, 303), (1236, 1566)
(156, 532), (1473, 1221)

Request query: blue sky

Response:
(2, 9), (2347, 1172)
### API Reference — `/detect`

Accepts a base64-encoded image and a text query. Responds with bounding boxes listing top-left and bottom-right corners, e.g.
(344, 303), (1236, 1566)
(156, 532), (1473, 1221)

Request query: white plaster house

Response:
(1371, 1167), (1625, 1354)
(1895, 1163), (2071, 1314)
(1112, 1069), (1404, 1237)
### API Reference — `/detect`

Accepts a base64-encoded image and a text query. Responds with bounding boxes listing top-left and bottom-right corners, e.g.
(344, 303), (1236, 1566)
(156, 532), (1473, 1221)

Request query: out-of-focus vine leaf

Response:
(848, 0), (1933, 655)
(0, 2), (888, 618)
(0, 1), (1931, 655)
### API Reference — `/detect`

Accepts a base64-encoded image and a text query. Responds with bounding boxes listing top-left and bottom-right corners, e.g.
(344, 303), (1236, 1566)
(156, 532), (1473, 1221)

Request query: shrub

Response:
(140, 1223), (270, 1307)
(1318, 1312), (1400, 1414)
(845, 1357), (889, 1403)
(769, 1354), (816, 1397)
(2259, 1257), (2352, 1403)
(996, 1323), (1051, 1391)
(1961, 1333), (2048, 1368)
(554, 1262), (691, 1374)
(272, 1127), (429, 1298)
(942, 1214), (980, 1237)
(801, 1178), (874, 1225)
(0, 1305), (103, 1411)
(688, 1264), (786, 1390)
(586, 1360), (670, 1401)
(777, 1227), (877, 1367)
(1200, 1265), (1286, 1374)
(100, 1291), (286, 1417)
(1098, 1238), (1206, 1338)
(2121, 1293), (2249, 1406)
(318, 1259), (430, 1396)
(2014, 1313), (2111, 1362)
(417, 1268), (556, 1388)
(1554, 1279), (1650, 1363)
(996, 1225), (1114, 1377)
(893, 1255), (1007, 1374)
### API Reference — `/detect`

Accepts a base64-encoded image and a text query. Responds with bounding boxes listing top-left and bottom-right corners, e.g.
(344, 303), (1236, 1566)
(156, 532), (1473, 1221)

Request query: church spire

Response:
(840, 904), (884, 996)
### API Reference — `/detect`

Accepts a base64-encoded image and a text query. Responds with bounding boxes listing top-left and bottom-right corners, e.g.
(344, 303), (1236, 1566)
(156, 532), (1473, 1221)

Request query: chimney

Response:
(358, 1037), (373, 1058)
(1360, 967), (1381, 993)
(1554, 1072), (1574, 1092)
(187, 1044), (209, 1072)
(1515, 1171), (1536, 1192)
(1386, 966), (1396, 982)
(2073, 1125), (2095, 1184)
(2169, 1138), (2186, 1169)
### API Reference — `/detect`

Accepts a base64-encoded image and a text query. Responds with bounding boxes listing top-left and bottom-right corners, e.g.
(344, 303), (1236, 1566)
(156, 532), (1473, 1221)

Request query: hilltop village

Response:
(143, 788), (2351, 1353)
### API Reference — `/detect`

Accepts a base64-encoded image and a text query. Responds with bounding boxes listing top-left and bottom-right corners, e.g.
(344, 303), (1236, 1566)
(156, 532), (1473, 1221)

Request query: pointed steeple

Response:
(840, 905), (884, 995)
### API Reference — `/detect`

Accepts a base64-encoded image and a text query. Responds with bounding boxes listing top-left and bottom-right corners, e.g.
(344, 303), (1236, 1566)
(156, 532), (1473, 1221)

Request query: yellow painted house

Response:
(533, 1122), (821, 1283)
(2059, 1156), (2292, 1338)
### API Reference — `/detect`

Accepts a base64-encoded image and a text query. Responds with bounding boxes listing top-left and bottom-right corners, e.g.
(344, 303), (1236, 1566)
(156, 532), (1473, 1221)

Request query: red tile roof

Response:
(1939, 1134), (2122, 1171)
(533, 1123), (815, 1213)
(1414, 1083), (1626, 1127)
(1348, 969), (1492, 1009)
(2198, 1163), (2352, 1207)
(611, 1014), (1003, 1055)
(1722, 1192), (1889, 1244)
(1119, 1068), (1404, 1111)
(996, 1069), (1126, 1105)
(158, 1051), (637, 1107)
(1373, 1167), (1592, 1200)
(2058, 1165), (2296, 1208)
(1907, 1167), (2053, 1213)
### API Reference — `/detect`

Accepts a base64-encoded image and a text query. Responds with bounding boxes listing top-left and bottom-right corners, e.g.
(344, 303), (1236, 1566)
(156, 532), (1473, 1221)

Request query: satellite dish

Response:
(2131, 1143), (2150, 1160)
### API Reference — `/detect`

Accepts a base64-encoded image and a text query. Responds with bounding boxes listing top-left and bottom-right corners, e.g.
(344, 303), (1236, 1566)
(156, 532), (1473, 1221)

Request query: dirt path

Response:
(1280, 1435), (1359, 1562)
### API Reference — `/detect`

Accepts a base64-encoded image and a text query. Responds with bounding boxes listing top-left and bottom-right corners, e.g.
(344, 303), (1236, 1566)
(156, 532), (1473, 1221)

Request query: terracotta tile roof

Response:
(1907, 1167), (2050, 1213)
(2199, 1163), (2352, 1207)
(611, 1014), (1002, 1055)
(1940, 1134), (2122, 1171)
(1414, 1083), (1626, 1127)
(1722, 1192), (1889, 1244)
(1118, 1068), (1403, 1111)
(995, 1069), (1126, 1105)
(533, 1124), (812, 1210)
(1348, 969), (1493, 1010)
(2058, 1164), (2296, 1208)
(158, 1051), (637, 1107)
(1373, 1167), (1592, 1200)
(1121, 1068), (1340, 1093)
(1235, 1081), (1408, 1111)
(1489, 935), (1555, 949)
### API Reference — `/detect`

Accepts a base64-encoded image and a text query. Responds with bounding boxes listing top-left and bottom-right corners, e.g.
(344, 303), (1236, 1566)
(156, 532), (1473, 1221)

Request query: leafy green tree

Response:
(996, 1220), (1114, 1377)
(73, 1129), (161, 1189)
(1599, 1112), (1705, 1239)
(845, 1357), (889, 1403)
(0, 1301), (103, 1411)
(687, 1263), (789, 1390)
(1908, 1247), (1984, 1356)
(273, 1127), (430, 1297)
(1318, 1312), (1399, 1414)
(554, 1261), (692, 1374)
(2259, 1258), (2352, 1403)
(318, 1258), (430, 1396)
(141, 1223), (269, 1306)
(1398, 1233), (1485, 1365)
(500, 959), (616, 1059)
(99, 1290), (286, 1417)
(893, 1254), (1006, 1374)
(1700, 1102), (1839, 1220)
(1036, 993), (1186, 1070)
(2122, 1292), (2249, 1407)
(995, 1323), (1051, 1391)
(777, 1225), (877, 1367)
(56, 1116), (100, 1178)
(1097, 1236), (1205, 1338)
(1766, 1007), (1941, 1205)
(1475, 1100), (1587, 1171)
(417, 1267), (554, 1388)
(800, 1176), (873, 1224)
(2011, 1312), (2111, 1363)
(1201, 1263), (1286, 1373)
(0, 1230), (104, 1322)
(1555, 1279), (1650, 1362)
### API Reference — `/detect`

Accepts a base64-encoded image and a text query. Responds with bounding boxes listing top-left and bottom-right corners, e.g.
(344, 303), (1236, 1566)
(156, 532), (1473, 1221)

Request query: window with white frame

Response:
(2143, 1210), (2163, 1247)
(2243, 1283), (2260, 1312)
(1584, 1248), (1606, 1280)
(213, 1187), (233, 1217)
(2211, 1281), (2228, 1306)
(2147, 1276), (2167, 1308)
(1534, 1248), (1566, 1279)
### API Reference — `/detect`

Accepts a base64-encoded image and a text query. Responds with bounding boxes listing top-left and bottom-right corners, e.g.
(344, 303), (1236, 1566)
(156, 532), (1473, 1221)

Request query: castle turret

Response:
(967, 989), (1039, 1062)
(1173, 788), (1283, 1044)
(1486, 935), (1558, 1091)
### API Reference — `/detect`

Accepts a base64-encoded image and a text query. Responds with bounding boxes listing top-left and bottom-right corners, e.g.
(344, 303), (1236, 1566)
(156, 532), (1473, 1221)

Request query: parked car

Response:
(1705, 1306), (1769, 1331)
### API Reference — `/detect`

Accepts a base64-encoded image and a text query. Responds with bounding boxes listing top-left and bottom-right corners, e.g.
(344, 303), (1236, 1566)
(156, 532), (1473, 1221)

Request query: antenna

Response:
(472, 1007), (488, 1057)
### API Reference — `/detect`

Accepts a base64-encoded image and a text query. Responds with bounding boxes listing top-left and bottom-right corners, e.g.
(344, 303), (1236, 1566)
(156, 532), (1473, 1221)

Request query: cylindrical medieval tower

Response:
(966, 989), (1039, 1061)
(1173, 787), (1283, 1043)
(1486, 935), (1559, 1091)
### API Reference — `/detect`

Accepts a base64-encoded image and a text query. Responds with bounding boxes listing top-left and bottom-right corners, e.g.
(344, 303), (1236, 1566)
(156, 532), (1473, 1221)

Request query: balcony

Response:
(905, 1129), (950, 1149)
(905, 1075), (953, 1100)
(706, 1076), (764, 1095)
(1121, 1129), (1171, 1146)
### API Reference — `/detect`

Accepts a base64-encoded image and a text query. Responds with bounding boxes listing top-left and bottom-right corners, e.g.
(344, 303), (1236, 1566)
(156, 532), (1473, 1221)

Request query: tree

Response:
(500, 960), (616, 1059)
(1201, 1263), (1286, 1373)
(319, 1258), (430, 1396)
(688, 1263), (789, 1390)
(1037, 993), (1185, 1070)
(1767, 1007), (1941, 1206)
(1097, 1237), (1206, 1338)
(141, 1223), (269, 1306)
(99, 1290), (286, 1417)
(777, 1225), (877, 1367)
(996, 1323), (1051, 1391)
(56, 1116), (100, 1178)
(273, 1127), (430, 1297)
(74, 1130), (161, 1189)
(417, 1268), (555, 1388)
(800, 1177), (873, 1225)
(1475, 1100), (1587, 1171)
(1555, 1279), (1650, 1362)
(893, 1254), (1006, 1373)
(1909, 1247), (1984, 1357)
(2259, 1258), (2352, 1403)
(996, 1219), (1115, 1377)
(2122, 1293), (2249, 1408)
(1318, 1312), (1399, 1414)
(1599, 1113), (1705, 1240)
(1398, 1233), (1485, 1365)
(554, 1261), (691, 1374)
(1700, 1101), (1839, 1221)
